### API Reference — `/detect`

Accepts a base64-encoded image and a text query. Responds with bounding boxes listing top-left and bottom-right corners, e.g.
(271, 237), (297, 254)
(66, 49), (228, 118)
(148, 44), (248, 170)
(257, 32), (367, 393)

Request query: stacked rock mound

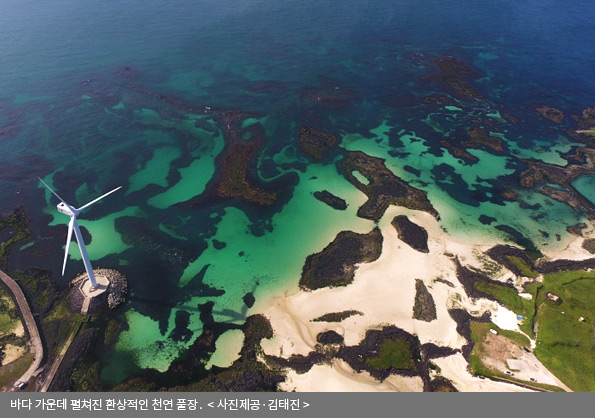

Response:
(67, 268), (127, 313)
(97, 268), (127, 309)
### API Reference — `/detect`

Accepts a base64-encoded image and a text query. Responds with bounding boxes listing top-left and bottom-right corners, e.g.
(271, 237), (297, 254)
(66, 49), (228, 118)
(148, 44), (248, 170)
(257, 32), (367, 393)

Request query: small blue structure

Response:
(517, 315), (524, 321)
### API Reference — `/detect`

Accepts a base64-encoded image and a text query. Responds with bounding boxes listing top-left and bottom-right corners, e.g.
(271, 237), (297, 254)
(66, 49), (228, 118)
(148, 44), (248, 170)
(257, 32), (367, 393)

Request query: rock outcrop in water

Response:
(341, 151), (439, 221)
(298, 126), (337, 160)
(313, 190), (347, 210)
(300, 228), (383, 291)
(535, 104), (565, 124)
(426, 57), (483, 99)
(462, 127), (505, 153)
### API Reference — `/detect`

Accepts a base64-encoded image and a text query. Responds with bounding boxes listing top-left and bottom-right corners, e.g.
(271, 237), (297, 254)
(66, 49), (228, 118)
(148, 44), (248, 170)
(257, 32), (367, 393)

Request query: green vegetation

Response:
(0, 292), (19, 335)
(474, 263), (595, 391)
(473, 281), (536, 336)
(72, 362), (104, 392)
(474, 253), (503, 278)
(0, 207), (31, 269)
(532, 270), (595, 391)
(468, 322), (564, 392)
(505, 255), (539, 278)
(365, 338), (415, 370)
(0, 352), (33, 389)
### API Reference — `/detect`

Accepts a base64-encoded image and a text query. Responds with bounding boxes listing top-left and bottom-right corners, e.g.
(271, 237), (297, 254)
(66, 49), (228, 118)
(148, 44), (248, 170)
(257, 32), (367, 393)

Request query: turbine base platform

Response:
(67, 268), (127, 314)
(81, 274), (109, 298)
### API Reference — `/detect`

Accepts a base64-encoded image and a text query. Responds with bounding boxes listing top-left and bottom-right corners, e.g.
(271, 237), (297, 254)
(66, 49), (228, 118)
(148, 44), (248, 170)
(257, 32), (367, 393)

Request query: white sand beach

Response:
(259, 205), (577, 392)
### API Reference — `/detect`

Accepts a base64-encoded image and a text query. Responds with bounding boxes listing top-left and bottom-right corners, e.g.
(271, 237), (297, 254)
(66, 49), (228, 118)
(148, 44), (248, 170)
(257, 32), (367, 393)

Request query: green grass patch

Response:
(468, 322), (565, 391)
(532, 270), (595, 391)
(505, 256), (539, 278)
(365, 338), (415, 370)
(469, 322), (497, 378)
(469, 266), (595, 391)
(0, 352), (33, 389)
(473, 281), (536, 336)
(0, 295), (20, 335)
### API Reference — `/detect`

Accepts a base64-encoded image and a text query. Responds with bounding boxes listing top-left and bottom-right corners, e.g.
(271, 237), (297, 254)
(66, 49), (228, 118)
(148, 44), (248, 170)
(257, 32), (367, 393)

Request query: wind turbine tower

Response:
(39, 178), (121, 291)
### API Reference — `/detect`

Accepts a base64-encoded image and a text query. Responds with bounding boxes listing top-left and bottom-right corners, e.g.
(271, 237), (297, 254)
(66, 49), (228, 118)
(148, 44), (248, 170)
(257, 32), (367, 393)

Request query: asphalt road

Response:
(0, 269), (44, 391)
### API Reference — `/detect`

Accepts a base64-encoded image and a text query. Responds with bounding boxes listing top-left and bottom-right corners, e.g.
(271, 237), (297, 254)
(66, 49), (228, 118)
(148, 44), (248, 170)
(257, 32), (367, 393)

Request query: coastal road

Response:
(40, 318), (83, 392)
(0, 269), (44, 391)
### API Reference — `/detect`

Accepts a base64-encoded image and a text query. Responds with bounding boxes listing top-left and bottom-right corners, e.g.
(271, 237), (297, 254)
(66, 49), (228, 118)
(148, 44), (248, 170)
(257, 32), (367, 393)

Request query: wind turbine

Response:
(39, 178), (121, 290)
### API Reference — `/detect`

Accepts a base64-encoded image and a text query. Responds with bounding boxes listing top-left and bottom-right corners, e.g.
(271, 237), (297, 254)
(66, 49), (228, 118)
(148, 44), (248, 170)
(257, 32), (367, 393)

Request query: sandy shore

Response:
(260, 205), (583, 392)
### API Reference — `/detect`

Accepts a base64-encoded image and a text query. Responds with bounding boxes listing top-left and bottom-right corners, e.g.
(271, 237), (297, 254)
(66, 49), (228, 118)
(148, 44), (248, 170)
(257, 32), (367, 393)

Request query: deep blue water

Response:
(1, 0), (594, 385)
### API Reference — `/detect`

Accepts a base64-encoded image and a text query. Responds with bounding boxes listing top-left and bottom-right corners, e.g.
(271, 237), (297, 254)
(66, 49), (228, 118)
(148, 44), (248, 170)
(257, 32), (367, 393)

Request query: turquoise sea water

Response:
(1, 1), (594, 385)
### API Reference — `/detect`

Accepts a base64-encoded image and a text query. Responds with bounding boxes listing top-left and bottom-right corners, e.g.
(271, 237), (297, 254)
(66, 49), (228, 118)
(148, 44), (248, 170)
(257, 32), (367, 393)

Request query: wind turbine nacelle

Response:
(57, 202), (74, 216)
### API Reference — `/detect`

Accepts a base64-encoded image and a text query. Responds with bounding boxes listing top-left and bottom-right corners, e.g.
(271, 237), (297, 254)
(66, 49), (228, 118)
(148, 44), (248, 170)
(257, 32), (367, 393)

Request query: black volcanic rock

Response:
(242, 292), (255, 309)
(313, 190), (347, 210)
(298, 126), (337, 160)
(316, 330), (344, 345)
(340, 151), (439, 221)
(300, 228), (383, 290)
(392, 215), (429, 253)
(312, 310), (363, 322)
(413, 279), (437, 322)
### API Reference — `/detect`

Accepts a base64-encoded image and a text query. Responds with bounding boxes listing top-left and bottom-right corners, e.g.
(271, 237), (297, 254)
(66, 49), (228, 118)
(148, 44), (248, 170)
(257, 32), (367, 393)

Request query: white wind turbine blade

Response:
(38, 177), (74, 210)
(77, 186), (122, 211)
(62, 218), (74, 276)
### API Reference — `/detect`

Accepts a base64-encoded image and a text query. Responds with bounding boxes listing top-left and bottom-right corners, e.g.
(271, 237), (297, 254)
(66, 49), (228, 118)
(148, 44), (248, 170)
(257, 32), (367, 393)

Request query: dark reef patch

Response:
(519, 138), (595, 220)
(462, 127), (505, 153)
(425, 57), (483, 99)
(300, 228), (383, 291)
(403, 165), (421, 177)
(168, 310), (193, 343)
(242, 292), (255, 309)
(478, 214), (497, 225)
(313, 190), (347, 211)
(391, 215), (429, 253)
(535, 104), (565, 124)
(340, 151), (439, 221)
(440, 140), (479, 163)
(212, 239), (227, 250)
(298, 126), (337, 160)
(216, 140), (278, 206)
(113, 312), (284, 392)
(182, 110), (299, 220)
